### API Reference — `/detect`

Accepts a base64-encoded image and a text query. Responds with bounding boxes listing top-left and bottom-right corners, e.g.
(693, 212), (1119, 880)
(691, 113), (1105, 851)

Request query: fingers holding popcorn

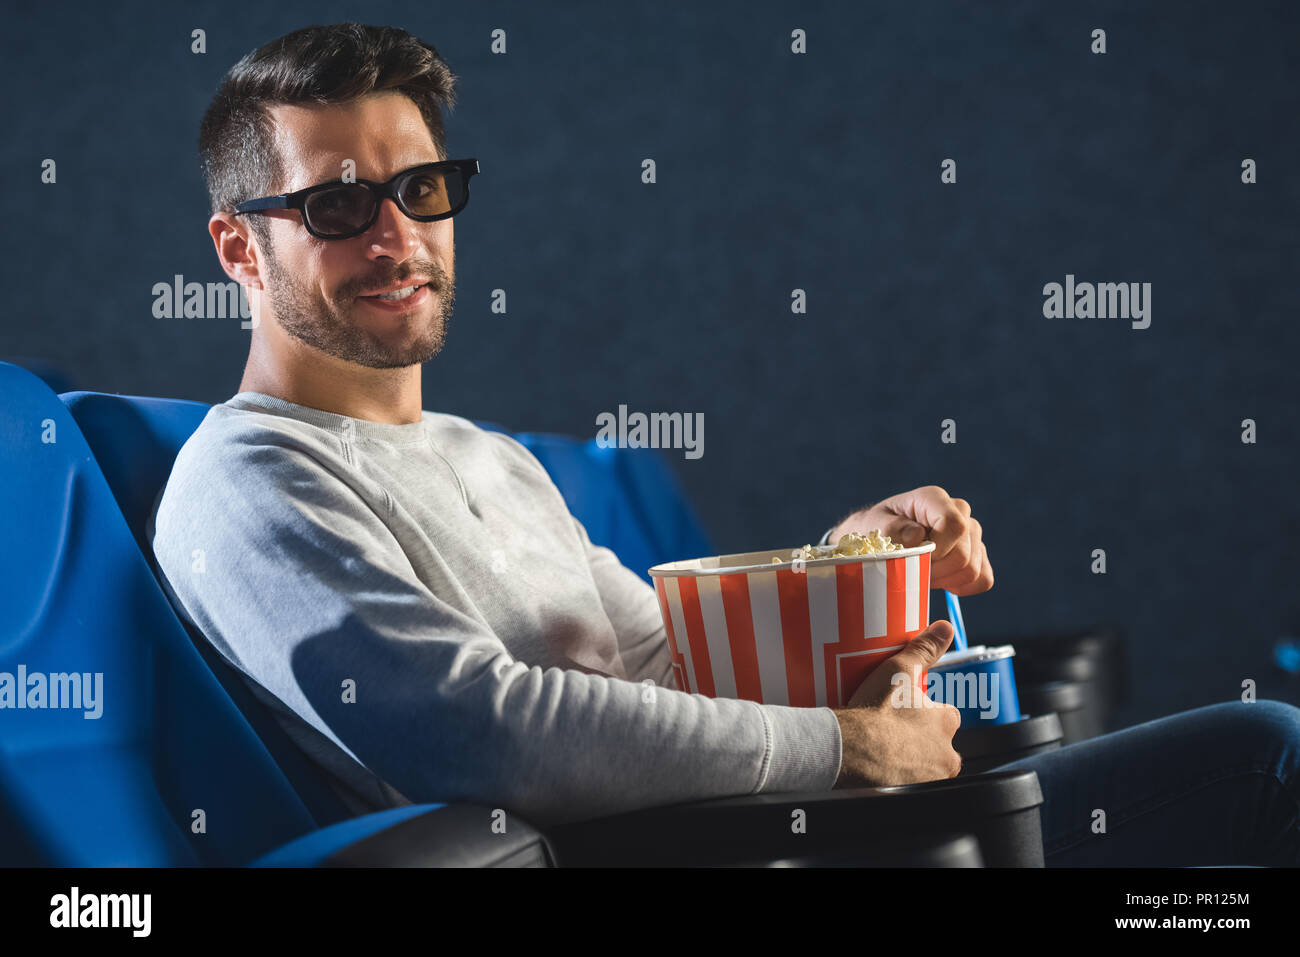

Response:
(841, 486), (994, 596)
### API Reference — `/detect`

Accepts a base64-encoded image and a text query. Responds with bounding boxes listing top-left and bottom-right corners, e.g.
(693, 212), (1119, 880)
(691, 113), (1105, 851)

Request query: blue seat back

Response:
(0, 363), (326, 866)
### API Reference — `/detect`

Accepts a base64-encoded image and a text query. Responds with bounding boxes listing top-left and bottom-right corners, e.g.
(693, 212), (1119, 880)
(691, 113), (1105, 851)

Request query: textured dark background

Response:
(3, 0), (1297, 726)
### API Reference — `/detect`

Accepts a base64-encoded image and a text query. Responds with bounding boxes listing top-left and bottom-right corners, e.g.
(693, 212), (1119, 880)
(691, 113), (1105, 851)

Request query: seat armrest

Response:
(545, 769), (1044, 867)
(251, 804), (555, 868)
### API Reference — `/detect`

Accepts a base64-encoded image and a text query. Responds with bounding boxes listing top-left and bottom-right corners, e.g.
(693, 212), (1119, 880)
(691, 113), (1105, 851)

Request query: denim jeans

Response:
(991, 700), (1300, 866)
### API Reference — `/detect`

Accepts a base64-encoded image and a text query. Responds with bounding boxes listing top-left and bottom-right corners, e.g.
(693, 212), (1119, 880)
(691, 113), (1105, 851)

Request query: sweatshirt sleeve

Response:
(152, 434), (841, 828)
(568, 514), (676, 687)
(479, 429), (679, 688)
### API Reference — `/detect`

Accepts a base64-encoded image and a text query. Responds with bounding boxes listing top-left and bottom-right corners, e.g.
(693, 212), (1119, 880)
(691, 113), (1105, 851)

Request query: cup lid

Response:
(931, 644), (1016, 668)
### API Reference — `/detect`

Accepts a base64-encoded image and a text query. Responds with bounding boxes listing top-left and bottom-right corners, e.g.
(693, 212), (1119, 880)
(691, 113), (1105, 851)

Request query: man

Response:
(153, 23), (1300, 862)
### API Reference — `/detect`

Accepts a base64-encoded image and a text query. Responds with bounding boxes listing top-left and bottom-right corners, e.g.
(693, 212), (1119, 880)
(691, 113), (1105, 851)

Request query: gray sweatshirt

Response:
(149, 392), (842, 828)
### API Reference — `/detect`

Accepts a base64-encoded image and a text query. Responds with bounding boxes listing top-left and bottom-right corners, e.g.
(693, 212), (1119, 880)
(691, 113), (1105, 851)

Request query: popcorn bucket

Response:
(648, 541), (937, 708)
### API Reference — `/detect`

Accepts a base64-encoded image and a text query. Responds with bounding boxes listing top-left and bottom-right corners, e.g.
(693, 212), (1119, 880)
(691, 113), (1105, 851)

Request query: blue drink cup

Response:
(926, 645), (1022, 726)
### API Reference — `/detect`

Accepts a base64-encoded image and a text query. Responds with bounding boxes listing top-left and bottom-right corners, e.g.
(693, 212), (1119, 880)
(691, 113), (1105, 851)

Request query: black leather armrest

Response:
(315, 771), (1043, 868)
(545, 769), (1045, 867)
(321, 804), (556, 867)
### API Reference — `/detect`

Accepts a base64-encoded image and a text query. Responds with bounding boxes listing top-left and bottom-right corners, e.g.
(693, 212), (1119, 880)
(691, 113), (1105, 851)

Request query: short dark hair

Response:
(198, 23), (458, 242)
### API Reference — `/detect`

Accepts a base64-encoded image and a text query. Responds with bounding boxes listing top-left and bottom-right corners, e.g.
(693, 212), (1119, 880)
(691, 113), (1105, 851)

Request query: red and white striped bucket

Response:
(649, 542), (936, 708)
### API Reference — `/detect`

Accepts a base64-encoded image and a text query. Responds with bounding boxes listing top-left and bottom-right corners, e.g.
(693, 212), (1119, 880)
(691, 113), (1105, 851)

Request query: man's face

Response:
(255, 92), (456, 369)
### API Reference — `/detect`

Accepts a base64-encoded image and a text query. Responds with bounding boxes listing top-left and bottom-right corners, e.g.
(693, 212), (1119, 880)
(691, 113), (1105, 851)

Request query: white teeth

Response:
(375, 284), (421, 301)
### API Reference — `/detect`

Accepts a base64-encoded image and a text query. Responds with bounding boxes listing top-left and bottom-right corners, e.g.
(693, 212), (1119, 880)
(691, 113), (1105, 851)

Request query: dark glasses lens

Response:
(303, 185), (376, 237)
(397, 167), (468, 219)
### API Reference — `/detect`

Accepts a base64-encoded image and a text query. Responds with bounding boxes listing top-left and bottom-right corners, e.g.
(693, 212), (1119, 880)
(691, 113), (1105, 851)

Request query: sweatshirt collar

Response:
(225, 391), (431, 445)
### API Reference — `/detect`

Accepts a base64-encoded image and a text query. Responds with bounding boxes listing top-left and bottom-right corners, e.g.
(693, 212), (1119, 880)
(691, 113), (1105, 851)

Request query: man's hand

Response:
(831, 620), (962, 788)
(827, 486), (993, 596)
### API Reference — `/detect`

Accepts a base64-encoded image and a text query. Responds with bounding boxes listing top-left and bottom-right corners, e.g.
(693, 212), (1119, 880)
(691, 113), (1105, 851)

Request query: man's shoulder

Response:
(153, 402), (342, 542)
(169, 401), (343, 482)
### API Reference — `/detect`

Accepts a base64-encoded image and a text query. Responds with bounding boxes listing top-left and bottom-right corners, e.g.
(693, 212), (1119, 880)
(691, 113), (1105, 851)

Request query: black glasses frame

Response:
(233, 158), (480, 240)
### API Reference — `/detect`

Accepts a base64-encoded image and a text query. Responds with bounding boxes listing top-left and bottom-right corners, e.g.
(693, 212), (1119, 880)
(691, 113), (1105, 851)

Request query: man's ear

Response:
(209, 212), (265, 290)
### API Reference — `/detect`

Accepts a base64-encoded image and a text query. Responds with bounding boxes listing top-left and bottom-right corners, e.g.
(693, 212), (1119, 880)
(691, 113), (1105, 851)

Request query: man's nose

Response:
(364, 197), (422, 260)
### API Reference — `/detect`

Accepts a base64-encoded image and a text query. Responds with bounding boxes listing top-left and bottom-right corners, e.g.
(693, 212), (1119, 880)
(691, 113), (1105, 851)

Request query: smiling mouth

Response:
(360, 281), (431, 302)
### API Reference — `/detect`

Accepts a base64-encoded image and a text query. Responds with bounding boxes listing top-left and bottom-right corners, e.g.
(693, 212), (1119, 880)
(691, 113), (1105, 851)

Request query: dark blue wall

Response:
(3, 0), (1297, 725)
